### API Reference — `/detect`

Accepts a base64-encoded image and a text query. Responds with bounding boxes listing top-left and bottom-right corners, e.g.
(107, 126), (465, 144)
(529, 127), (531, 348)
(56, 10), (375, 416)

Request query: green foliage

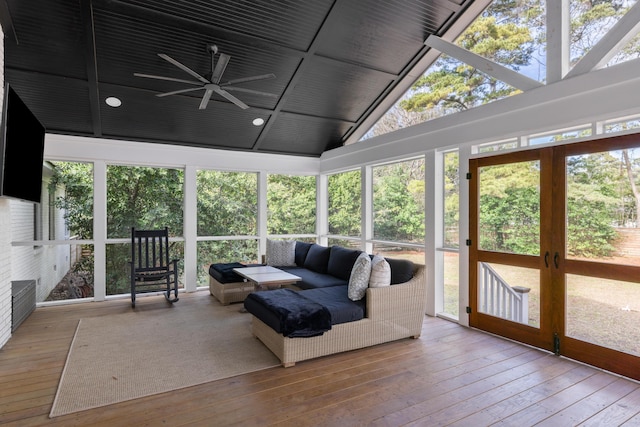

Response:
(373, 160), (425, 243)
(49, 162), (93, 239)
(196, 240), (259, 285)
(444, 151), (460, 247)
(566, 153), (621, 257)
(479, 161), (540, 255)
(328, 170), (361, 236)
(197, 170), (257, 236)
(107, 165), (184, 238)
(402, 0), (535, 114)
(104, 165), (185, 294)
(267, 174), (316, 234)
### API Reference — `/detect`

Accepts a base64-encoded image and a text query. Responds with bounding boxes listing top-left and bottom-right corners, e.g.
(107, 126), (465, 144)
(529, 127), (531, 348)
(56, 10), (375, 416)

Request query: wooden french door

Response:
(470, 134), (640, 381)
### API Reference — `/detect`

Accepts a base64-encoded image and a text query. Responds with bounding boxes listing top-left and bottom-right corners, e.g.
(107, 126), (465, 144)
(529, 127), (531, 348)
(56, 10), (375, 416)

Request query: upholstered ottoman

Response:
(243, 288), (333, 337)
(207, 262), (255, 305)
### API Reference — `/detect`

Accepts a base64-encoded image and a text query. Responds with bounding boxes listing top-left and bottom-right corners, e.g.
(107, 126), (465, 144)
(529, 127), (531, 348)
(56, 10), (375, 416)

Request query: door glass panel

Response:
(566, 149), (640, 267)
(478, 161), (540, 256)
(478, 262), (540, 328)
(566, 274), (640, 357)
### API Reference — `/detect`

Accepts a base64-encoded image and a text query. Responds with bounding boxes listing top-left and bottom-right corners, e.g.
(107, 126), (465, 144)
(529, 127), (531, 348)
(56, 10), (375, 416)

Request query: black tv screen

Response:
(0, 84), (46, 203)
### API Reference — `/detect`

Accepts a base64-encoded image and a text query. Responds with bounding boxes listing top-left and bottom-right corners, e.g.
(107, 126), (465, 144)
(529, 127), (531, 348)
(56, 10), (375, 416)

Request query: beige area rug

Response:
(50, 299), (280, 418)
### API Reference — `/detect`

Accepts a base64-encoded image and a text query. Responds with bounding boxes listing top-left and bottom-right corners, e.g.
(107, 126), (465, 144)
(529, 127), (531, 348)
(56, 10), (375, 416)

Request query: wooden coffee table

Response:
(233, 266), (301, 291)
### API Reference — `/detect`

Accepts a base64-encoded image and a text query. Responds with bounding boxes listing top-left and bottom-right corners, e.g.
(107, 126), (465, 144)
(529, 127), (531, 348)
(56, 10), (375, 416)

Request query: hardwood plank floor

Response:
(0, 290), (638, 426)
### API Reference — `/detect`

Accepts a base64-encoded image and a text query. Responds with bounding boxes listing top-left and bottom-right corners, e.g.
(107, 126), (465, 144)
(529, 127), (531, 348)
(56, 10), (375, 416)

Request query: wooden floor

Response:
(1, 291), (639, 427)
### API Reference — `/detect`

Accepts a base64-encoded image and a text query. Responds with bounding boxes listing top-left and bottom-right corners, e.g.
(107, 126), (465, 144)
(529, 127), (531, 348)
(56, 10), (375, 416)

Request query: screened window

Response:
(197, 170), (257, 236)
(328, 170), (361, 237)
(267, 174), (316, 235)
(373, 159), (425, 244)
(106, 165), (185, 296)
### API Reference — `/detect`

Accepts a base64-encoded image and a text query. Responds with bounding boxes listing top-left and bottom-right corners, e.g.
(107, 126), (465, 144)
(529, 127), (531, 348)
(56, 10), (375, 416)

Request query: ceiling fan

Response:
(134, 44), (277, 110)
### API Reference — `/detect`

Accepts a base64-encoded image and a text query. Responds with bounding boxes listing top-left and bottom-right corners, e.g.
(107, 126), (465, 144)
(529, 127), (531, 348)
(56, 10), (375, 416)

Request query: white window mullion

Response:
(258, 171), (268, 258)
(183, 165), (197, 292)
(362, 165), (373, 254)
(458, 145), (472, 326)
(426, 151), (439, 317)
(317, 174), (328, 246)
(93, 160), (106, 301)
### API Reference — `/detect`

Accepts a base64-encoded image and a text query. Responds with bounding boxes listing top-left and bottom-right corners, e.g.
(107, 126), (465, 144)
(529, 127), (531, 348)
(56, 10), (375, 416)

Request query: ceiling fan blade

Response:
(134, 73), (203, 86)
(223, 86), (279, 98)
(158, 53), (209, 84)
(214, 87), (249, 109)
(220, 73), (276, 86)
(199, 88), (214, 110)
(211, 53), (230, 84)
(156, 87), (204, 97)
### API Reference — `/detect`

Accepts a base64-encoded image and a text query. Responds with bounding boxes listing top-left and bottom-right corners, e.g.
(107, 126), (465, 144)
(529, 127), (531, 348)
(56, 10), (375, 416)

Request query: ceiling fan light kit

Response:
(134, 44), (277, 110)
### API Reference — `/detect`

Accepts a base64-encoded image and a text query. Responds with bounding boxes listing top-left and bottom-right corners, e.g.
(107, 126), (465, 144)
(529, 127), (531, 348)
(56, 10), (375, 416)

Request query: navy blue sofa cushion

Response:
(279, 266), (348, 290)
(209, 262), (245, 284)
(294, 241), (313, 267)
(327, 246), (362, 281)
(303, 244), (331, 273)
(301, 286), (365, 325)
(386, 258), (415, 284)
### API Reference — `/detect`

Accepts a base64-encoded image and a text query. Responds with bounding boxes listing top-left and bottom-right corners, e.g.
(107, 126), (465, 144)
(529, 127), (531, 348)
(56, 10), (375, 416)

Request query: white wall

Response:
(10, 179), (71, 303)
(0, 24), (10, 348)
(0, 199), (11, 348)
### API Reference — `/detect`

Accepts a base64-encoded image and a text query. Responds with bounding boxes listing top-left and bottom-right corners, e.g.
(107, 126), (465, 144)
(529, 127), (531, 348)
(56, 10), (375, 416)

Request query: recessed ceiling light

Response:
(105, 97), (122, 107)
(252, 117), (265, 126)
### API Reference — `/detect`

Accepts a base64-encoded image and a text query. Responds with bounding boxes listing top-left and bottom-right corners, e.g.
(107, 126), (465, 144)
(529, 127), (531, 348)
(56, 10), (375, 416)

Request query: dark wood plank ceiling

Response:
(2, 0), (476, 157)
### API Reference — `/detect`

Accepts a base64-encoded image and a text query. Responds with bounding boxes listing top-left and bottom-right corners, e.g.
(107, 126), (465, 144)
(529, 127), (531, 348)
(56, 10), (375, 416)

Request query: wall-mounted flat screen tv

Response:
(0, 83), (46, 204)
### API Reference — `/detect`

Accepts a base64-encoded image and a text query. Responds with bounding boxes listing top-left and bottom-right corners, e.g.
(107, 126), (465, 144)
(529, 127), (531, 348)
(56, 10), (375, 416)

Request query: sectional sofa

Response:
(242, 241), (427, 367)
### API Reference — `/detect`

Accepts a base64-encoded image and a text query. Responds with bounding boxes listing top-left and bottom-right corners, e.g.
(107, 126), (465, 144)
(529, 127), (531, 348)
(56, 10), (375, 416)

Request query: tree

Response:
(328, 170), (361, 236)
(197, 170), (257, 236)
(621, 149), (640, 227)
(373, 160), (425, 243)
(267, 174), (316, 235)
(402, 0), (537, 114)
(105, 165), (185, 294)
(444, 151), (460, 248)
(478, 161), (540, 255)
(49, 162), (93, 239)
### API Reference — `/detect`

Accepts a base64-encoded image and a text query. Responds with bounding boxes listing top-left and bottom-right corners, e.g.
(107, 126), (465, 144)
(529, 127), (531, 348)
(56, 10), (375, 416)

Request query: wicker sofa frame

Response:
(250, 263), (426, 367)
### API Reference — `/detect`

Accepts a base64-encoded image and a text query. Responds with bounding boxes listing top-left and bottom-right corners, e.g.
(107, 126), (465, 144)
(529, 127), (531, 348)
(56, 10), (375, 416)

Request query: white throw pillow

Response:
(348, 252), (372, 301)
(266, 239), (296, 266)
(369, 255), (391, 288)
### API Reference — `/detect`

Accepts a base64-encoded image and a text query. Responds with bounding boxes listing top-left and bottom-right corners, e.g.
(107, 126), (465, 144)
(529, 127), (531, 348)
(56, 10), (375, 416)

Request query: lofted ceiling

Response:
(1, 0), (478, 157)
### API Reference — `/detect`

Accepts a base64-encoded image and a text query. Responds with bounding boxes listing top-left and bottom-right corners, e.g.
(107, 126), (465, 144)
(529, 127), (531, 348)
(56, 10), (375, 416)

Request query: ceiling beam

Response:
(565, 1), (640, 79)
(80, 0), (102, 136)
(425, 35), (543, 91)
(546, 0), (570, 83)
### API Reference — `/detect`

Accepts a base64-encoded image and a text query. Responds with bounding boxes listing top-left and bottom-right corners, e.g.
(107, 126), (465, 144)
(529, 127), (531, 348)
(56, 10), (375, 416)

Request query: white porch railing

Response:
(479, 262), (531, 324)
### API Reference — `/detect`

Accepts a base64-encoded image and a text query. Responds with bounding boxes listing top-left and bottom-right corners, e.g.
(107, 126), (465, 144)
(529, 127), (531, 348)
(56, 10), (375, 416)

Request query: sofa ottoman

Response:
(207, 262), (256, 305)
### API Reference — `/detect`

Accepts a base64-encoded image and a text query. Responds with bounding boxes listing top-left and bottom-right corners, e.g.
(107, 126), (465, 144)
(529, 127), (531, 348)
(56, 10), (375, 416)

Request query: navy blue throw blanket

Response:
(245, 289), (332, 337)
(209, 262), (246, 283)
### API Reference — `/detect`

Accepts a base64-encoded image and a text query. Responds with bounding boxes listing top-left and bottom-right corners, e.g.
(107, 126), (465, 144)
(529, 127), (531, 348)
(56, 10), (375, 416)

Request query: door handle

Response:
(554, 252), (559, 269)
(544, 251), (549, 268)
